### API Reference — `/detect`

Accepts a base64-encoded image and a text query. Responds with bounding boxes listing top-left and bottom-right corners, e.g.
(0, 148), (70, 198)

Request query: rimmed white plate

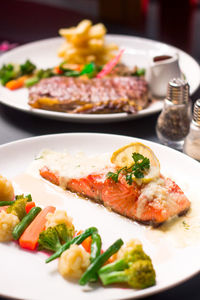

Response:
(0, 132), (200, 300)
(0, 36), (199, 123)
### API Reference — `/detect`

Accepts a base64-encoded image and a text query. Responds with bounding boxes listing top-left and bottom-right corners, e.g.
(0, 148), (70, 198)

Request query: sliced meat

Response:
(28, 76), (149, 114)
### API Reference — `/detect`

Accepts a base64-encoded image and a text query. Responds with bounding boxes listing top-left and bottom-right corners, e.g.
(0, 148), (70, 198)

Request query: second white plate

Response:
(0, 35), (199, 123)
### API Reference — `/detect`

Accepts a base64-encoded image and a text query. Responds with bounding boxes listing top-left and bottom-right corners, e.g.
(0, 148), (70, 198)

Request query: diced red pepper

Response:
(25, 202), (36, 214)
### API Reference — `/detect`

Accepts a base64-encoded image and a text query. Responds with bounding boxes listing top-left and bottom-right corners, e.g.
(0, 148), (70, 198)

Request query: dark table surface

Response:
(0, 1), (200, 299)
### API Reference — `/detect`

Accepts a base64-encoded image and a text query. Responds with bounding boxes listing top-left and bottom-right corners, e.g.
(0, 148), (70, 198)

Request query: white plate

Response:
(0, 132), (200, 300)
(0, 36), (199, 123)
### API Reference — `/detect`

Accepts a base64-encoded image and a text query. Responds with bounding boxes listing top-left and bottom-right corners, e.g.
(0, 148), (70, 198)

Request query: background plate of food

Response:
(0, 132), (200, 300)
(0, 20), (199, 123)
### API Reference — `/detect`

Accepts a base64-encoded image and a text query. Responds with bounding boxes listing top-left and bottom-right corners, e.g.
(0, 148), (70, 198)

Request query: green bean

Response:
(25, 76), (40, 87)
(12, 207), (41, 240)
(45, 227), (98, 264)
(0, 201), (14, 206)
(89, 232), (102, 282)
(79, 238), (123, 286)
(90, 232), (102, 262)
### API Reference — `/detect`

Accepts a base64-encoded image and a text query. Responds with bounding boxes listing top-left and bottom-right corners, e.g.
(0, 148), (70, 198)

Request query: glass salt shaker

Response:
(156, 78), (191, 150)
(183, 99), (200, 161)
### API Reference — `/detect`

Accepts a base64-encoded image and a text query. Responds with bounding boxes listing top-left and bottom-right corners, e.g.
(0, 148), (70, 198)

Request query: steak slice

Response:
(28, 76), (149, 114)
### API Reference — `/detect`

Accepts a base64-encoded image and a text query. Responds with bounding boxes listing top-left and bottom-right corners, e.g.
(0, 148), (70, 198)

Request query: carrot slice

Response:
(25, 201), (36, 214)
(81, 236), (92, 253)
(19, 206), (56, 250)
(5, 75), (28, 90)
(75, 230), (92, 253)
(53, 66), (63, 74)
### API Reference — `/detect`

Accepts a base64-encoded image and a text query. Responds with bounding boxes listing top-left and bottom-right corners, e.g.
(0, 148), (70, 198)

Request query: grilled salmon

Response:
(39, 158), (190, 226)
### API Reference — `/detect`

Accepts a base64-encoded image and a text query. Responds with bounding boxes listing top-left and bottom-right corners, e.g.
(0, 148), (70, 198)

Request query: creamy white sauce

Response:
(29, 149), (113, 184)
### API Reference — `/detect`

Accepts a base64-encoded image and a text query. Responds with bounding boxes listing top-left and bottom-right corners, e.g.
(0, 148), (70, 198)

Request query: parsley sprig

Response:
(107, 152), (150, 185)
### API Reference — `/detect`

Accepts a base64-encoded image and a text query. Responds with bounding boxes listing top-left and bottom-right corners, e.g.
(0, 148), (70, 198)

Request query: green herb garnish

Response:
(107, 167), (126, 183)
(107, 152), (150, 185)
(182, 220), (190, 230)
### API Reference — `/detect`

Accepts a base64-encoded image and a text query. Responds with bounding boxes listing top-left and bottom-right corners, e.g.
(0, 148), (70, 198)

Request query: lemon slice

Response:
(111, 142), (160, 183)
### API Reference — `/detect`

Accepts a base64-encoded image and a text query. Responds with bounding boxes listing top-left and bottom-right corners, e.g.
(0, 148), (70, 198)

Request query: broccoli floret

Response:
(15, 193), (32, 202)
(99, 260), (156, 289)
(55, 223), (74, 243)
(38, 227), (61, 252)
(0, 63), (20, 85)
(98, 241), (156, 289)
(6, 197), (27, 220)
(20, 60), (36, 75)
(38, 223), (74, 252)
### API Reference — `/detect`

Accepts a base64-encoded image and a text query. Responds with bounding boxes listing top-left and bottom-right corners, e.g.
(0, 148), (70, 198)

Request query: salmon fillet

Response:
(39, 165), (190, 226)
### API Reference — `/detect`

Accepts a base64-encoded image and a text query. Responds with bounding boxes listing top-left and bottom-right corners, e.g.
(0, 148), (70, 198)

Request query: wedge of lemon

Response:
(111, 142), (160, 183)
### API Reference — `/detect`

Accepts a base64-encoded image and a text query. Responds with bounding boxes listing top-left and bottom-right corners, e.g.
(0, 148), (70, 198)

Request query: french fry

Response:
(88, 23), (107, 39)
(88, 38), (104, 51)
(58, 19), (118, 64)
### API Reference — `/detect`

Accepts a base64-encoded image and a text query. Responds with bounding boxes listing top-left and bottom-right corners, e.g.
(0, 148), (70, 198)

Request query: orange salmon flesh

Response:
(40, 166), (190, 226)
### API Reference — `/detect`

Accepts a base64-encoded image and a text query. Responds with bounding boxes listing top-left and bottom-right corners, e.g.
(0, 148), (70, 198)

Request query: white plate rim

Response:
(0, 132), (200, 300)
(0, 35), (199, 123)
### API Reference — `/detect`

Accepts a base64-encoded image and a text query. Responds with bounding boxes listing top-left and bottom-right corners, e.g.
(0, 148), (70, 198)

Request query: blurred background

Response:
(0, 0), (200, 61)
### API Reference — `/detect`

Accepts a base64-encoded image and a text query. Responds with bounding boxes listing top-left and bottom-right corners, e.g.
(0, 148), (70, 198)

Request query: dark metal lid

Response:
(166, 78), (190, 104)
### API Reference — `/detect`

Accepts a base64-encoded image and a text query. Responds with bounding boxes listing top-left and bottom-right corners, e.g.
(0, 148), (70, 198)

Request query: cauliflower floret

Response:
(58, 244), (90, 279)
(0, 175), (14, 202)
(0, 210), (19, 242)
(45, 210), (74, 230)
(117, 239), (142, 260)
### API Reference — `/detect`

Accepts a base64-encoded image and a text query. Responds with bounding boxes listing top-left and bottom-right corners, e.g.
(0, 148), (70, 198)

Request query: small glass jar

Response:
(183, 99), (200, 161)
(156, 78), (191, 150)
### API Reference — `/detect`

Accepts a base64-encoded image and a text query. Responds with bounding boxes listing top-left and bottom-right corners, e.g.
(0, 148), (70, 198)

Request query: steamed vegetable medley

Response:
(0, 55), (145, 90)
(0, 174), (156, 290)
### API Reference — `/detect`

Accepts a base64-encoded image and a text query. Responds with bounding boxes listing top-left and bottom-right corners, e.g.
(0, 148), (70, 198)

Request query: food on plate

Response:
(6, 195), (30, 220)
(79, 238), (124, 285)
(110, 142), (160, 182)
(12, 206), (41, 240)
(0, 19), (151, 116)
(45, 209), (74, 233)
(98, 239), (156, 289)
(0, 210), (19, 242)
(19, 206), (56, 250)
(58, 19), (118, 65)
(0, 19), (150, 116)
(38, 143), (190, 226)
(0, 177), (155, 290)
(46, 227), (98, 263)
(58, 244), (90, 279)
(38, 224), (70, 253)
(0, 175), (15, 202)
(0, 60), (36, 86)
(38, 211), (75, 252)
(28, 76), (149, 114)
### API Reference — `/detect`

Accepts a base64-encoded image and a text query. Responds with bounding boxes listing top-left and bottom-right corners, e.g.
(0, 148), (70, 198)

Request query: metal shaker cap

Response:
(193, 99), (200, 126)
(166, 78), (190, 104)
